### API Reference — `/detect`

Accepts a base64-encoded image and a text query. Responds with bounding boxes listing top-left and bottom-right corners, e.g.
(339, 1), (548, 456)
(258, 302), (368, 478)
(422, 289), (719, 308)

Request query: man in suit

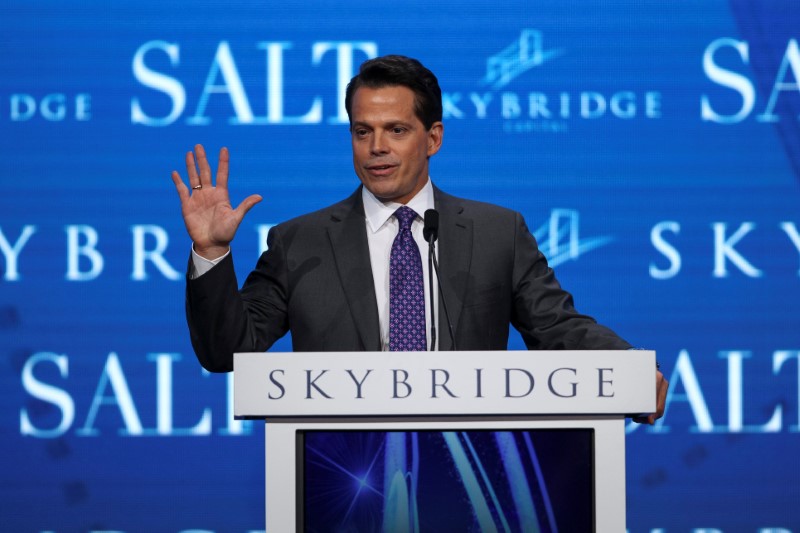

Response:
(172, 55), (667, 423)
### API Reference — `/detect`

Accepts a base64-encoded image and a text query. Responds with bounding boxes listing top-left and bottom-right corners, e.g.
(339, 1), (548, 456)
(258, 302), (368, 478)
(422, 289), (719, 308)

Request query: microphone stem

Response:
(431, 247), (457, 351)
(428, 239), (437, 351)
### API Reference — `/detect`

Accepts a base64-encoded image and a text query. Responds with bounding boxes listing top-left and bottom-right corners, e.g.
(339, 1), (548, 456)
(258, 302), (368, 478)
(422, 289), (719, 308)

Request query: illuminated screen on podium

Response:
(298, 429), (594, 532)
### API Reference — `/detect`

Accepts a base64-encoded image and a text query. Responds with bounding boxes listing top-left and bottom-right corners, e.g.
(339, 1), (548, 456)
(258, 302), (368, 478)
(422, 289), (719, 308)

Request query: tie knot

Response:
(394, 206), (418, 231)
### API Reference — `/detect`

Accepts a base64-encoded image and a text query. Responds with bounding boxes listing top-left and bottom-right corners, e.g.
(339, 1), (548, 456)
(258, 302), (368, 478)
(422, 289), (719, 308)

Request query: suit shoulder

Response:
(272, 191), (360, 232)
(437, 189), (522, 221)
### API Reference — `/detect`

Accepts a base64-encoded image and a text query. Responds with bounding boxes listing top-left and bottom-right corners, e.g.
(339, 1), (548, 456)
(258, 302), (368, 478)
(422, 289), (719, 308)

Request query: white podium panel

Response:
(234, 350), (656, 532)
(235, 350), (656, 417)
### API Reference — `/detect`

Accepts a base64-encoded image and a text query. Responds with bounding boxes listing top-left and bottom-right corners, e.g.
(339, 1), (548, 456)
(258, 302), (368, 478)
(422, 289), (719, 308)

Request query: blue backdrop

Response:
(2, 0), (799, 531)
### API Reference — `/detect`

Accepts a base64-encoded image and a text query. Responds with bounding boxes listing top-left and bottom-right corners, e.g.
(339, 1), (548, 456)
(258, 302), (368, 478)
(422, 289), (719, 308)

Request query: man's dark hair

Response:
(345, 55), (443, 130)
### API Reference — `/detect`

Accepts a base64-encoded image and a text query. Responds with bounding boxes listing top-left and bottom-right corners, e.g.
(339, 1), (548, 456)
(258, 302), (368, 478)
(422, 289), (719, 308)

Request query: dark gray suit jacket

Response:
(186, 185), (631, 372)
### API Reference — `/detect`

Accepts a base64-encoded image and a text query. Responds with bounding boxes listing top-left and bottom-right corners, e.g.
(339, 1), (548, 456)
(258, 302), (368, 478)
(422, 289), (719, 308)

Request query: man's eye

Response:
(392, 127), (406, 134)
(354, 129), (368, 136)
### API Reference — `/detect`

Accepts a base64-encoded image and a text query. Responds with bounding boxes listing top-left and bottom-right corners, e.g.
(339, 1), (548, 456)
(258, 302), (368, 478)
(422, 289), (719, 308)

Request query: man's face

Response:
(350, 85), (443, 204)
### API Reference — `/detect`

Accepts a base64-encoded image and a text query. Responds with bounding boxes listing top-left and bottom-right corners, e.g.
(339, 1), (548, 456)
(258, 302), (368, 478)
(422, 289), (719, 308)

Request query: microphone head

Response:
(423, 209), (439, 243)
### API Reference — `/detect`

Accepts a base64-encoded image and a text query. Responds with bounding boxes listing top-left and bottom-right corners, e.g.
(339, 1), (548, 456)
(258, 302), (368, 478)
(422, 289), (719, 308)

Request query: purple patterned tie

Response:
(389, 206), (427, 351)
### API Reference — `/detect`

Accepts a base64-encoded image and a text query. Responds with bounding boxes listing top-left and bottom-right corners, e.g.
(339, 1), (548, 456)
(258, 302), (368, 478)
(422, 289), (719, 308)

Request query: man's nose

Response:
(370, 131), (389, 155)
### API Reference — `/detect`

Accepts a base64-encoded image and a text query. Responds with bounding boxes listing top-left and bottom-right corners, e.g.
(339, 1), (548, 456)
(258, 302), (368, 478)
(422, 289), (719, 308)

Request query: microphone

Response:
(423, 209), (439, 243)
(423, 209), (457, 351)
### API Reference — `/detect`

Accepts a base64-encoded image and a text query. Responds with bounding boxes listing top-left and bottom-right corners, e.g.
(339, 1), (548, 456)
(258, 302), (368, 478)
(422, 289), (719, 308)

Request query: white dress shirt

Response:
(362, 179), (438, 351)
(191, 179), (440, 351)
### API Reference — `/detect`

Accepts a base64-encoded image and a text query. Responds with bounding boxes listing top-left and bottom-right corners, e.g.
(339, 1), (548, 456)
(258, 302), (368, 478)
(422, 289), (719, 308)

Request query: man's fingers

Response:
(655, 375), (669, 419)
(216, 147), (230, 189)
(631, 413), (657, 425)
(649, 372), (669, 424)
(195, 144), (212, 186)
(185, 150), (200, 188)
(235, 194), (263, 217)
(631, 371), (669, 425)
(171, 170), (189, 202)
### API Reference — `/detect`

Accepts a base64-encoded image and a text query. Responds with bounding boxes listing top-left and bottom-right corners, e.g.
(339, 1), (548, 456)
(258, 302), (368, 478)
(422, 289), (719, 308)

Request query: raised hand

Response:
(171, 144), (262, 259)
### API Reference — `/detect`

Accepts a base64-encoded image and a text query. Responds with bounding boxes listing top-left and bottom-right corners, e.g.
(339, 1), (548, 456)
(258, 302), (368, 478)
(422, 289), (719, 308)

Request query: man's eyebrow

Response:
(352, 119), (414, 128)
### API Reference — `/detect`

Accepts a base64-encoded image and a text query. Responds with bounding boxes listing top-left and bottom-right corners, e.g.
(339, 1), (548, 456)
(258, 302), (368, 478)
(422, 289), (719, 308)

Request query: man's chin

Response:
(360, 176), (425, 204)
(363, 182), (401, 202)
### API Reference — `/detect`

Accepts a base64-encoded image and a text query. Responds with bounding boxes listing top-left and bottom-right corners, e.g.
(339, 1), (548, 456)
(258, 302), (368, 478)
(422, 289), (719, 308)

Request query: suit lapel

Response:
(326, 189), (382, 351)
(433, 187), (472, 350)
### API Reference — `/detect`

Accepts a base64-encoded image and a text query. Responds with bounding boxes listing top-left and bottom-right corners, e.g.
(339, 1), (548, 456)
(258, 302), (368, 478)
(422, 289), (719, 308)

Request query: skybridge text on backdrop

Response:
(3, 220), (800, 282)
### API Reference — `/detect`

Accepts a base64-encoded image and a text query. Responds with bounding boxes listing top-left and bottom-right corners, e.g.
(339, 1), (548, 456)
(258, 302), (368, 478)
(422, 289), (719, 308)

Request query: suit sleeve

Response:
(509, 212), (632, 350)
(185, 227), (290, 372)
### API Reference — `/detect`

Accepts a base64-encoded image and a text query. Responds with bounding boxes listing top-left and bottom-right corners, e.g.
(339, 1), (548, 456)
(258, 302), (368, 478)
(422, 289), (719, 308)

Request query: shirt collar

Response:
(362, 179), (435, 233)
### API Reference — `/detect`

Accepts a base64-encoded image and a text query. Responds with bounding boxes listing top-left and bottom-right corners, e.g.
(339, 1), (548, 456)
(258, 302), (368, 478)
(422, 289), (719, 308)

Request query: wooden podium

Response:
(234, 350), (655, 532)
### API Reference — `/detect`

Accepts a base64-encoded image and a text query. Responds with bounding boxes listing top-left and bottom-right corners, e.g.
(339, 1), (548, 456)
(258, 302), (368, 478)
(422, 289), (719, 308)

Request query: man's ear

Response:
(427, 122), (444, 157)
